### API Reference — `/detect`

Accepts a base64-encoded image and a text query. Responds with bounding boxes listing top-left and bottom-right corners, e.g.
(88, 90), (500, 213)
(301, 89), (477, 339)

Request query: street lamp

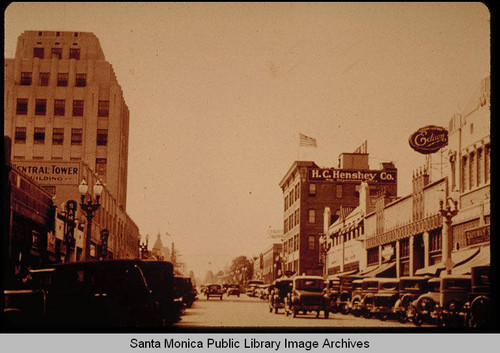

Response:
(439, 198), (458, 275)
(139, 234), (149, 259)
(79, 179), (103, 261)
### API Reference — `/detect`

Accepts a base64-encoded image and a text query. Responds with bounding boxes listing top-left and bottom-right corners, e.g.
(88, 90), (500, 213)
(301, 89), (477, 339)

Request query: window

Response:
(309, 183), (316, 196)
(39, 72), (50, 86)
(308, 209), (316, 223)
(75, 73), (87, 87)
(15, 127), (27, 144)
(98, 100), (109, 117)
(289, 190), (294, 205)
(34, 128), (45, 144)
(336, 184), (343, 198)
(288, 215), (293, 230)
(485, 145), (490, 183)
(54, 99), (65, 116)
(96, 158), (107, 177)
(72, 100), (84, 116)
(295, 209), (300, 226)
(71, 128), (83, 145)
(469, 152), (475, 189)
(450, 155), (456, 191)
(295, 185), (299, 200)
(69, 48), (80, 60)
(20, 72), (32, 85)
(367, 247), (379, 265)
(462, 156), (468, 191)
(51, 48), (62, 59)
(400, 238), (410, 258)
(308, 235), (315, 250)
(57, 73), (68, 86)
(52, 128), (64, 145)
(16, 99), (28, 115)
(34, 47), (44, 59)
(477, 148), (483, 186)
(97, 129), (108, 146)
(429, 229), (442, 252)
(35, 99), (47, 115)
(284, 195), (288, 211)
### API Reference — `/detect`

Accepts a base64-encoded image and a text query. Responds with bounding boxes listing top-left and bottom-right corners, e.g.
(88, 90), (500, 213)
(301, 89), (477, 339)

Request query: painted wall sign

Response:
(409, 125), (448, 154)
(309, 168), (397, 183)
(466, 225), (490, 246)
(12, 161), (80, 185)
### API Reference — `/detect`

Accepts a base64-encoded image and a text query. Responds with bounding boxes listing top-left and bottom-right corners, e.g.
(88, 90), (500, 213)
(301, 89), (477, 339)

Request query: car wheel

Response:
(341, 304), (349, 315)
(269, 306), (273, 313)
(398, 312), (408, 323)
(324, 310), (329, 319)
(413, 314), (423, 327)
(274, 307), (278, 314)
(380, 314), (388, 321)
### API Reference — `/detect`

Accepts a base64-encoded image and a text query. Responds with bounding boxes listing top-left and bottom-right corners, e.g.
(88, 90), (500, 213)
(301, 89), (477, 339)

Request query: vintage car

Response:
(3, 260), (167, 328)
(246, 280), (264, 297)
(205, 284), (224, 300)
(371, 278), (400, 320)
(259, 285), (271, 300)
(337, 275), (362, 315)
(284, 276), (330, 318)
(174, 276), (196, 308)
(464, 266), (490, 328)
(226, 284), (241, 297)
(323, 277), (340, 313)
(269, 278), (292, 314)
(408, 275), (471, 327)
(393, 276), (430, 323)
(349, 278), (379, 318)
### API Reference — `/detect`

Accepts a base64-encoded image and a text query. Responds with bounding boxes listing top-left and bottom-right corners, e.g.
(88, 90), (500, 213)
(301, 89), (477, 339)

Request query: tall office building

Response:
(4, 30), (139, 261)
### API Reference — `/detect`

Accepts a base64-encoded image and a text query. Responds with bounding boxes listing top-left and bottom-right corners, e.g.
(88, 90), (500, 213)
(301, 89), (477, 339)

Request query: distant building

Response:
(260, 242), (283, 284)
(150, 233), (171, 261)
(4, 30), (140, 261)
(279, 151), (397, 276)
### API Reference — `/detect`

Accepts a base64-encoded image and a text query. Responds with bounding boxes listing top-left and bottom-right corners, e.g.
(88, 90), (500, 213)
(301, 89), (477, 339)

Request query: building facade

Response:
(260, 242), (283, 284)
(4, 30), (140, 262)
(361, 76), (490, 278)
(279, 152), (397, 276)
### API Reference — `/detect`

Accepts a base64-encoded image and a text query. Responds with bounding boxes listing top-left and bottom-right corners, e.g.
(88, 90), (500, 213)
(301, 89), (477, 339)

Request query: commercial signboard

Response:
(466, 225), (490, 246)
(267, 229), (284, 239)
(309, 168), (396, 183)
(12, 161), (81, 185)
(409, 125), (448, 154)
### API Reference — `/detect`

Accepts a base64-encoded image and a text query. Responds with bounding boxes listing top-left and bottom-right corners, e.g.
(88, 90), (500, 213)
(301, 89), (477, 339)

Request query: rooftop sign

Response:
(309, 168), (396, 183)
(12, 161), (80, 185)
(409, 125), (448, 154)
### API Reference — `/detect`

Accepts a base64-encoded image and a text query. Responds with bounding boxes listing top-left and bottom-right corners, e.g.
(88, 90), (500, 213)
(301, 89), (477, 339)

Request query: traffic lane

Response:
(176, 295), (418, 327)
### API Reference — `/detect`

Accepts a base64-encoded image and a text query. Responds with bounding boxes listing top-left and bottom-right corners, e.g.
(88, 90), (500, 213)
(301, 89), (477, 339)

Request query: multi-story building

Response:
(4, 30), (140, 261)
(362, 76), (490, 278)
(260, 242), (283, 284)
(279, 152), (397, 276)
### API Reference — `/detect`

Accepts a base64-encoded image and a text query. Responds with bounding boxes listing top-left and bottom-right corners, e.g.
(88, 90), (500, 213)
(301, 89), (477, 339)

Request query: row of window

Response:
(283, 234), (300, 254)
(20, 72), (87, 87)
(16, 98), (109, 117)
(34, 47), (80, 60)
(284, 183), (300, 211)
(451, 144), (491, 192)
(285, 183), (345, 211)
(330, 225), (364, 247)
(14, 127), (108, 146)
(284, 209), (300, 233)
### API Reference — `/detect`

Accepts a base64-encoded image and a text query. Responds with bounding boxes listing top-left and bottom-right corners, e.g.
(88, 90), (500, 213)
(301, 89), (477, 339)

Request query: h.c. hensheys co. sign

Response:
(409, 125), (448, 154)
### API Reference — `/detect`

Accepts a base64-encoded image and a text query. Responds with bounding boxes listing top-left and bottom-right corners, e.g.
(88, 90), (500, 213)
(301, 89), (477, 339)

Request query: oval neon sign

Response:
(409, 125), (448, 154)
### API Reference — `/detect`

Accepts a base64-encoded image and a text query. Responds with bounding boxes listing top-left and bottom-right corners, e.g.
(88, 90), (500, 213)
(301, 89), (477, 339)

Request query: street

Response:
(176, 294), (416, 328)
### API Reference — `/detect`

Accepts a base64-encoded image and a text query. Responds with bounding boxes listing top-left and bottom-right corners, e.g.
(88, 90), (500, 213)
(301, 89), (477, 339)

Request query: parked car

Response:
(205, 284), (224, 300)
(393, 276), (430, 323)
(259, 285), (271, 300)
(227, 284), (241, 297)
(408, 275), (471, 327)
(246, 280), (264, 296)
(284, 276), (330, 318)
(337, 275), (362, 315)
(269, 278), (292, 314)
(464, 266), (490, 328)
(3, 260), (165, 329)
(371, 278), (400, 321)
(349, 278), (379, 318)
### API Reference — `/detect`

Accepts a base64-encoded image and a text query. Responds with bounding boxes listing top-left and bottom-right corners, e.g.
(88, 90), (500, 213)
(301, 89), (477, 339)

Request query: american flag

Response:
(299, 133), (317, 148)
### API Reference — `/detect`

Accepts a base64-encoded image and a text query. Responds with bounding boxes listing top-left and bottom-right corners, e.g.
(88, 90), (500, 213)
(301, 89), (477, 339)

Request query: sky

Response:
(4, 2), (490, 281)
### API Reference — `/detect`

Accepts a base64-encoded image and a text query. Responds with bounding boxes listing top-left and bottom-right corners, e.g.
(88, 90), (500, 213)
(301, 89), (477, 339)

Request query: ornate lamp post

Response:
(319, 233), (331, 278)
(439, 198), (458, 275)
(139, 234), (149, 259)
(79, 179), (103, 261)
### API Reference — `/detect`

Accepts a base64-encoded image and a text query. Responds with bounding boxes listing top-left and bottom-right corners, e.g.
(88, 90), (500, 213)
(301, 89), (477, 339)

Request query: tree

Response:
(229, 256), (253, 286)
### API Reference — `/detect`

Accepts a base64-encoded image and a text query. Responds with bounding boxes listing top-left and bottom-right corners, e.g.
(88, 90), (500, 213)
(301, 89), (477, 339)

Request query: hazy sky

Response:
(4, 2), (490, 280)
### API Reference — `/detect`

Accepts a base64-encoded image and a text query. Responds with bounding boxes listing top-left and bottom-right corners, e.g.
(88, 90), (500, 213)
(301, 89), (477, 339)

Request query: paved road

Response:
(176, 294), (418, 328)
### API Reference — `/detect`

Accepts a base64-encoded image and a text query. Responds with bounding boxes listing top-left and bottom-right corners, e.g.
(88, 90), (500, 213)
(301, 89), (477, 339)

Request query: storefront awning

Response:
(450, 245), (490, 276)
(326, 269), (359, 280)
(415, 246), (480, 276)
(359, 261), (396, 278)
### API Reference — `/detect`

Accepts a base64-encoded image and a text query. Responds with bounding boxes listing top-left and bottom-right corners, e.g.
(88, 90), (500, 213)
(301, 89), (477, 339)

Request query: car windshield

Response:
(400, 280), (424, 291)
(429, 281), (441, 292)
(295, 279), (323, 291)
(208, 285), (221, 290)
(381, 282), (398, 290)
(444, 279), (470, 290)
